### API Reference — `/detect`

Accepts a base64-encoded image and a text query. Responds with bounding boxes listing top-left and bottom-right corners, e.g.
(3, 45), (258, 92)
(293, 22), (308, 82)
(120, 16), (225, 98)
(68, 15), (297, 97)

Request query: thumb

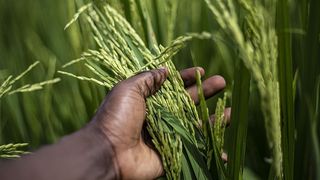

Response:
(124, 68), (168, 98)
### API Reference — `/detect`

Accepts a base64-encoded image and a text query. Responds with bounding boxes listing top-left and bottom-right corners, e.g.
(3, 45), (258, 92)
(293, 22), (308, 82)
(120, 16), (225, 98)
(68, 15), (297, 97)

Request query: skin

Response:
(93, 67), (230, 179)
(0, 67), (230, 180)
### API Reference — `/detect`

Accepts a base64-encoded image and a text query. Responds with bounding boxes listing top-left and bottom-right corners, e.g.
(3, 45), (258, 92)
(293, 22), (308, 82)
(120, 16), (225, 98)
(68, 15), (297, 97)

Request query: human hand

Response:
(90, 67), (230, 179)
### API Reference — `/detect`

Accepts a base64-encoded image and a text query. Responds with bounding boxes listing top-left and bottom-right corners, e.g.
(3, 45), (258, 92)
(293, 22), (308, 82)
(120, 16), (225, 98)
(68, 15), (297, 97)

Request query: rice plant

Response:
(0, 143), (28, 158)
(0, 61), (60, 98)
(204, 0), (284, 178)
(0, 61), (60, 158)
(1, 0), (319, 179)
(60, 2), (231, 179)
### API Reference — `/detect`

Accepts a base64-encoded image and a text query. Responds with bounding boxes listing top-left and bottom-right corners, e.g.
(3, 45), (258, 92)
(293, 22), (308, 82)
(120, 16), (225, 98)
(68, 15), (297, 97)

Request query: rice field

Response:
(0, 0), (319, 179)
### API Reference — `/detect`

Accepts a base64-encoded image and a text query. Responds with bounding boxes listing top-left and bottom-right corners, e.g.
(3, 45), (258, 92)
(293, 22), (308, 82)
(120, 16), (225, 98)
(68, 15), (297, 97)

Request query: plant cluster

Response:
(61, 2), (228, 179)
(0, 61), (60, 158)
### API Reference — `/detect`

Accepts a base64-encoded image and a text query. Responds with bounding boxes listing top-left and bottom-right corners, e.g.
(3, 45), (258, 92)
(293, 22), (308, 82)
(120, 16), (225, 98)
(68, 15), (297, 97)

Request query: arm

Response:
(0, 124), (119, 180)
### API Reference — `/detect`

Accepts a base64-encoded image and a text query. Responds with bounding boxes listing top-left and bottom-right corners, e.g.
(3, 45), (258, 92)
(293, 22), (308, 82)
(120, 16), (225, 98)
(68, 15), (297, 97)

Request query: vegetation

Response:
(0, 61), (59, 158)
(0, 143), (28, 158)
(0, 0), (319, 179)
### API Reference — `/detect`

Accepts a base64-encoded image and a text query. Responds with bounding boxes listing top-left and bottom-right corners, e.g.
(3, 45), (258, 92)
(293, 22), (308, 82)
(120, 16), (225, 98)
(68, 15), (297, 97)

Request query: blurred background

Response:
(0, 0), (319, 179)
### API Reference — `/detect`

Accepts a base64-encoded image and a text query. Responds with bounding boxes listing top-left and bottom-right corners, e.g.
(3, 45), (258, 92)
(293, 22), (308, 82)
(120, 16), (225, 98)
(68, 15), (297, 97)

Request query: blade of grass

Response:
(134, 0), (158, 51)
(121, 0), (132, 24)
(181, 152), (194, 179)
(276, 0), (295, 179)
(150, 0), (163, 44)
(304, 5), (320, 179)
(295, 0), (320, 178)
(159, 105), (210, 180)
(227, 60), (251, 180)
(311, 76), (320, 180)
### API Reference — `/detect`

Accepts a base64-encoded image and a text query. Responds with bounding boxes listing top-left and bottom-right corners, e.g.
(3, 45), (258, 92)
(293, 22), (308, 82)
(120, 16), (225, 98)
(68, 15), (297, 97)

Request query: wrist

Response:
(83, 121), (121, 179)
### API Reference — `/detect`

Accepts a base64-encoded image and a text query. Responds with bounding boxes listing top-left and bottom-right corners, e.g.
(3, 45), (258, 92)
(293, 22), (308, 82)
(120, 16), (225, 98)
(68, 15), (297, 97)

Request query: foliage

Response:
(0, 61), (60, 98)
(0, 61), (60, 158)
(60, 2), (229, 179)
(204, 0), (283, 178)
(0, 0), (319, 179)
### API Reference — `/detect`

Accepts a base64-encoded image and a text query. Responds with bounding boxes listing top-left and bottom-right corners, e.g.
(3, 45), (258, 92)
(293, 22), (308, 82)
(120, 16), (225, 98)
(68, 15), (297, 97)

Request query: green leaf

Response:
(184, 145), (209, 180)
(227, 61), (251, 179)
(276, 0), (295, 179)
(158, 105), (211, 180)
(181, 152), (194, 179)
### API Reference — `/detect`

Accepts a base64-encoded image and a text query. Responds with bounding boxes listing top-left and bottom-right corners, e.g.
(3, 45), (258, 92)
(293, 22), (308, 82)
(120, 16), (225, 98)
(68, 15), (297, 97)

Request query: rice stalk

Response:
(204, 0), (283, 178)
(0, 61), (60, 158)
(213, 93), (227, 157)
(61, 2), (219, 179)
(227, 60), (251, 180)
(212, 94), (228, 180)
(276, 0), (295, 179)
(0, 61), (60, 98)
(0, 143), (29, 158)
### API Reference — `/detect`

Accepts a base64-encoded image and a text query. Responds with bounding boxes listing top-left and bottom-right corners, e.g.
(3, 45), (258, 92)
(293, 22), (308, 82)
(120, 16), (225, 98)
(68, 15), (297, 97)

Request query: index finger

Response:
(180, 67), (205, 87)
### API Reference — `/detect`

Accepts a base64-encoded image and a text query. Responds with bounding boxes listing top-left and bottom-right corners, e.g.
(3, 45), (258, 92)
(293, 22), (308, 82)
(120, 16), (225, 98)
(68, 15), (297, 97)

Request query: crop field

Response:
(0, 0), (319, 179)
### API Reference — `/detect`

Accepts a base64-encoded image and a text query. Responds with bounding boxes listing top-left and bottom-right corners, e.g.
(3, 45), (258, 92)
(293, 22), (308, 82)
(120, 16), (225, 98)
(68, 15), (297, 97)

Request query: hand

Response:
(90, 67), (230, 179)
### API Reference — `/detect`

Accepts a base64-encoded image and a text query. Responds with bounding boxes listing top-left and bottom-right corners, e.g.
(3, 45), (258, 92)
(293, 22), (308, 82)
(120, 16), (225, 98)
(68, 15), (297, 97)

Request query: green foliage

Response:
(60, 2), (233, 178)
(0, 0), (103, 146)
(227, 61), (251, 180)
(0, 0), (319, 179)
(276, 0), (295, 179)
(204, 0), (283, 177)
(0, 61), (60, 98)
(0, 61), (60, 158)
(61, 3), (218, 179)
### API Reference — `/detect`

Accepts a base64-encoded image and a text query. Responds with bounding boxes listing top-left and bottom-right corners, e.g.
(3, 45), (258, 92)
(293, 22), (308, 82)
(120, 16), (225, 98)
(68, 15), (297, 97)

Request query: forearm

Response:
(0, 124), (119, 180)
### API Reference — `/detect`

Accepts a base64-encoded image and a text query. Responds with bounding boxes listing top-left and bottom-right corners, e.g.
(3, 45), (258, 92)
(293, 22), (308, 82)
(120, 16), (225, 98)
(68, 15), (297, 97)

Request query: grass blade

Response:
(276, 0), (295, 179)
(227, 60), (251, 180)
(181, 152), (194, 179)
(295, 0), (320, 178)
(159, 105), (210, 179)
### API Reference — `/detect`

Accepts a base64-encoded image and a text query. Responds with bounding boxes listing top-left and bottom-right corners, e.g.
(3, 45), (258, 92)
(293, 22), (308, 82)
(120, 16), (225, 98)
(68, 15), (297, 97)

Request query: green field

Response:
(0, 0), (319, 179)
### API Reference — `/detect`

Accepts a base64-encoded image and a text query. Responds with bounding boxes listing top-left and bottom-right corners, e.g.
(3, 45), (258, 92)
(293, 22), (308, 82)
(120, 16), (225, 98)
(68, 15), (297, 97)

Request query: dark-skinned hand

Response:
(90, 67), (231, 179)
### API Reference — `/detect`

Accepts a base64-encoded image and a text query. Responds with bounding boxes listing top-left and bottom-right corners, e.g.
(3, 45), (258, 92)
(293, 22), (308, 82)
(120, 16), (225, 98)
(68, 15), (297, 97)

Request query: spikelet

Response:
(0, 61), (60, 98)
(0, 61), (60, 159)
